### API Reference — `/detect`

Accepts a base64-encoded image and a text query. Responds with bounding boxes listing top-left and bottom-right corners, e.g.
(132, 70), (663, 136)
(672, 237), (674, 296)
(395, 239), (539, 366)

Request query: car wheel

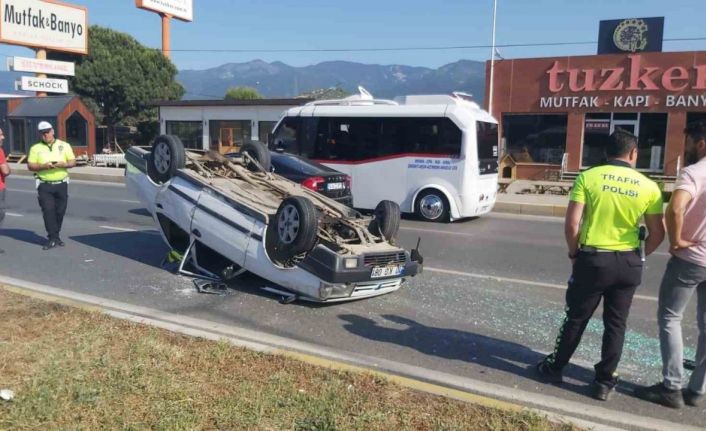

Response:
(416, 190), (449, 222)
(148, 135), (185, 184)
(369, 200), (401, 241)
(241, 140), (271, 172)
(274, 196), (318, 259)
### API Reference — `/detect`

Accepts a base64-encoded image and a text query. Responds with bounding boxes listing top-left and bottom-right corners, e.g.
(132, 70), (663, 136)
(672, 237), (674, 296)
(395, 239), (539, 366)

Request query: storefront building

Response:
(485, 48), (706, 180)
(155, 98), (312, 154)
(0, 95), (96, 157)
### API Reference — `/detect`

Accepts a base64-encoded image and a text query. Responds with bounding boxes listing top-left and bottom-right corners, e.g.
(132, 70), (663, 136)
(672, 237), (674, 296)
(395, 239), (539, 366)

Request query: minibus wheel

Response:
(241, 140), (272, 172)
(274, 196), (318, 259)
(369, 200), (401, 241)
(416, 190), (449, 222)
(148, 135), (185, 184)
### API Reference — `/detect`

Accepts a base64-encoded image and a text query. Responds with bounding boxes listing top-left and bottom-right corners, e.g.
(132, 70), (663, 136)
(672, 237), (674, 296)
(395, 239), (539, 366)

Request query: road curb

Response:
(9, 165), (125, 184)
(493, 201), (567, 217)
(2, 276), (696, 431)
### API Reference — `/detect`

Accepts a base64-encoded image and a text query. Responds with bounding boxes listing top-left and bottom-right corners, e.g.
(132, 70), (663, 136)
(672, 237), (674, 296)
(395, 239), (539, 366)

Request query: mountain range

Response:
(0, 59), (487, 102)
(177, 59), (486, 102)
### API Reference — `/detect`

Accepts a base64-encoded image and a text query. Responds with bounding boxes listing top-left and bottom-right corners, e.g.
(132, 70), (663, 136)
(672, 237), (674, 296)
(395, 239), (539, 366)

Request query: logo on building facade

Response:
(613, 19), (648, 52)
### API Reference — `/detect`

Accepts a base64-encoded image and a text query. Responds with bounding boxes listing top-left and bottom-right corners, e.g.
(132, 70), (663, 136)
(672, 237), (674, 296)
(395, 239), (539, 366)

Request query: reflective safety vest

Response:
(570, 160), (663, 250)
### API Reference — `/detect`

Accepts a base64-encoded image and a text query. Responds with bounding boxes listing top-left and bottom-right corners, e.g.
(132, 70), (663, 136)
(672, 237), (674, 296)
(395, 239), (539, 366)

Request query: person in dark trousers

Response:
(27, 121), (76, 250)
(536, 130), (665, 401)
(635, 121), (706, 409)
(0, 128), (10, 254)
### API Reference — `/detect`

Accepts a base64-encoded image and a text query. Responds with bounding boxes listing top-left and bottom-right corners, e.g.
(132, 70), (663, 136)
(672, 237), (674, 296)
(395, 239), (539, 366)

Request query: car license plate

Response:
(327, 182), (345, 190)
(371, 265), (402, 278)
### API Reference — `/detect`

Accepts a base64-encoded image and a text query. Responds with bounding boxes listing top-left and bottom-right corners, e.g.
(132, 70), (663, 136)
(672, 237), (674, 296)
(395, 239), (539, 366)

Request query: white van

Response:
(270, 89), (499, 222)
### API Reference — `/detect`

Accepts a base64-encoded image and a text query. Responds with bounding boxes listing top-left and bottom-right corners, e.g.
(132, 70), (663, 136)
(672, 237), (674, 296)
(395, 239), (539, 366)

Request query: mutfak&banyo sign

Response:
(0, 0), (87, 54)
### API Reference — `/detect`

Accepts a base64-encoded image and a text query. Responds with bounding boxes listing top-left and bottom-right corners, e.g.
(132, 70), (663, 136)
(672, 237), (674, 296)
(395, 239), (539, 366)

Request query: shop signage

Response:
(598, 17), (664, 54)
(9, 56), (74, 76)
(540, 54), (706, 110)
(135, 0), (192, 22)
(585, 119), (610, 134)
(20, 76), (68, 93)
(0, 0), (88, 54)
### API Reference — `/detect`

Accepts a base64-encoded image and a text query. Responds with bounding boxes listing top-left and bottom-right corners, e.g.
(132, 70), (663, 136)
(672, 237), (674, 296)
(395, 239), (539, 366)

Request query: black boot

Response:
(535, 360), (564, 384)
(592, 377), (618, 401)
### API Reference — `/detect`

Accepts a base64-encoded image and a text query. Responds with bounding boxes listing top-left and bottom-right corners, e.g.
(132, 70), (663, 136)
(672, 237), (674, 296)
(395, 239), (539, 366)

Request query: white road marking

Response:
(99, 225), (159, 235)
(5, 212), (23, 217)
(425, 266), (658, 302)
(400, 226), (475, 237)
(118, 199), (141, 204)
(99, 225), (136, 232)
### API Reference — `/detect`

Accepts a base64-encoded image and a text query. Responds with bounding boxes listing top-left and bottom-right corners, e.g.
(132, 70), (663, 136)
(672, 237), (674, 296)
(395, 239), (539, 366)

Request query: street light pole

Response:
(488, 0), (498, 116)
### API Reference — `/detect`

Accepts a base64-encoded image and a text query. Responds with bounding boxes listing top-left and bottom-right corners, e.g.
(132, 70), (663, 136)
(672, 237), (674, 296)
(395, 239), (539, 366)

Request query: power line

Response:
(161, 37), (706, 53)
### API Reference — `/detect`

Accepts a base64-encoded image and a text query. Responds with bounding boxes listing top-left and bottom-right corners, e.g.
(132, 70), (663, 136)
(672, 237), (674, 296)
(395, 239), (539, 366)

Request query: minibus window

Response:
(477, 122), (499, 174)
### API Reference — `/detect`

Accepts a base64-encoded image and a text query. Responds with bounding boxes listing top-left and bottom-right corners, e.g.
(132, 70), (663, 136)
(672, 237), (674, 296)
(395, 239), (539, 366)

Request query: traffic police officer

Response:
(536, 130), (665, 401)
(27, 121), (76, 250)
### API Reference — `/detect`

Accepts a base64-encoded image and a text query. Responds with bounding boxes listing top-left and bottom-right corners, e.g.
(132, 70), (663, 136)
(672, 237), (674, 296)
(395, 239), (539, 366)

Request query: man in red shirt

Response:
(0, 127), (11, 253)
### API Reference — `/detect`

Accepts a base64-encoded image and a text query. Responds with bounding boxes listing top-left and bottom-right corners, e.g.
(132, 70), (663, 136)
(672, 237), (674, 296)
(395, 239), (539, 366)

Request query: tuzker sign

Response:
(539, 54), (706, 110)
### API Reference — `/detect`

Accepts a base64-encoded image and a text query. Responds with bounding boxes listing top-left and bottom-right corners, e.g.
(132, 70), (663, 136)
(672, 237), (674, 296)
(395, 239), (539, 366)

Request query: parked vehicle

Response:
(270, 151), (353, 207)
(270, 87), (499, 222)
(125, 135), (422, 303)
(226, 150), (354, 207)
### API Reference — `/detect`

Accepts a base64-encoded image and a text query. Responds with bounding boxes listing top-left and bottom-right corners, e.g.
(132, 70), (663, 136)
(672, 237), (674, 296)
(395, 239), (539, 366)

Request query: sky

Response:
(0, 0), (703, 71)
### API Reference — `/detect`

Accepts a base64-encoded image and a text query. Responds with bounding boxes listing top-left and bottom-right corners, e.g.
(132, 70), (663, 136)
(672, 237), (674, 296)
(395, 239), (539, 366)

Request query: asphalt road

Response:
(1, 176), (703, 429)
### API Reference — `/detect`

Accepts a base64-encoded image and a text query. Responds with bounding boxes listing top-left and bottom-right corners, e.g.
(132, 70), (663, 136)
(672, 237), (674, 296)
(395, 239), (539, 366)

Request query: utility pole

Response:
(488, 0), (498, 116)
(35, 49), (47, 97)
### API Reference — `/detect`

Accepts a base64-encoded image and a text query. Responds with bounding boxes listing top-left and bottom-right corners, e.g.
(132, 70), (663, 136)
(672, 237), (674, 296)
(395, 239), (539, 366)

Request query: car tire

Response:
(148, 135), (185, 184)
(241, 140), (271, 172)
(274, 196), (318, 259)
(369, 200), (401, 241)
(416, 190), (449, 222)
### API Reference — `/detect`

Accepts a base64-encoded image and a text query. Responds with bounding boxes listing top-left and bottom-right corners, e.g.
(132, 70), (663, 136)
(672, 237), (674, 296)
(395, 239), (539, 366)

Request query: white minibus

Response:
(270, 89), (499, 222)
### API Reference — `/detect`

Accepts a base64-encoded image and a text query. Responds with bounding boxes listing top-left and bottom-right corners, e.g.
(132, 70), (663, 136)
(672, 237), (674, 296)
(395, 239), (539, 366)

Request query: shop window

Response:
(9, 119), (26, 153)
(687, 113), (706, 126)
(637, 113), (667, 171)
(165, 121), (202, 150)
(583, 113), (611, 167)
(65, 111), (87, 148)
(502, 114), (567, 164)
(208, 120), (251, 153)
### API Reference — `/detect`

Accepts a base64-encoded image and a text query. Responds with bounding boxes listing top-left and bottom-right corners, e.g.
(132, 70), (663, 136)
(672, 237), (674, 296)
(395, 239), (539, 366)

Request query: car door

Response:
(190, 186), (258, 267)
(154, 176), (201, 237)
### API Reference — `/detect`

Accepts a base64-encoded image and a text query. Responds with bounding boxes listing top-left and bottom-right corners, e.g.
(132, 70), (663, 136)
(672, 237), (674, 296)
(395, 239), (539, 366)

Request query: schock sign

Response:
(0, 0), (87, 54)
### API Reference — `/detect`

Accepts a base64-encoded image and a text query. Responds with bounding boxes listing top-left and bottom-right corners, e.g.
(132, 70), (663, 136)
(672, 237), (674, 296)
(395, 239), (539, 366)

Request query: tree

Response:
(50, 25), (184, 149)
(224, 86), (263, 100)
(297, 87), (350, 100)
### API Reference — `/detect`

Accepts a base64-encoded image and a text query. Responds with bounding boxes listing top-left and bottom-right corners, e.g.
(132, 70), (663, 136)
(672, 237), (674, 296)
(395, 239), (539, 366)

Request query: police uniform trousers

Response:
(547, 249), (643, 382)
(37, 181), (68, 241)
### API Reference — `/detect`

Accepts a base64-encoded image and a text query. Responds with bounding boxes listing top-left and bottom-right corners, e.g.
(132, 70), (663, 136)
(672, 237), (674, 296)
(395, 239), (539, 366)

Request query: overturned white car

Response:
(125, 135), (423, 302)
